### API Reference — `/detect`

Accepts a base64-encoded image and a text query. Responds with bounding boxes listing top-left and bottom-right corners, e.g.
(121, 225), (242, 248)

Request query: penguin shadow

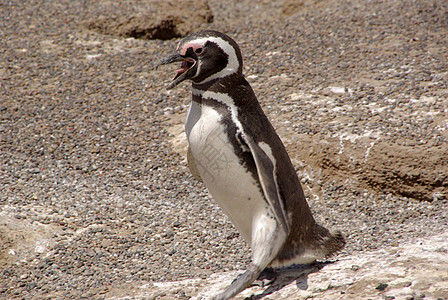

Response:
(245, 261), (336, 300)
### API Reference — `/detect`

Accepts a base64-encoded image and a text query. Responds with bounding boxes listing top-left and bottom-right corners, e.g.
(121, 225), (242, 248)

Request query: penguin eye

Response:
(195, 47), (203, 54)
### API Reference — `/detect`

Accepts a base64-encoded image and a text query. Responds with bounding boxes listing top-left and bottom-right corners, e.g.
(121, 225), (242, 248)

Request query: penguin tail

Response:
(313, 224), (346, 259)
(270, 224), (345, 267)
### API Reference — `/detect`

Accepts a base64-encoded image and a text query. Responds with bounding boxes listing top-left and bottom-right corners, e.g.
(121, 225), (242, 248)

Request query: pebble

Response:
(376, 283), (389, 291)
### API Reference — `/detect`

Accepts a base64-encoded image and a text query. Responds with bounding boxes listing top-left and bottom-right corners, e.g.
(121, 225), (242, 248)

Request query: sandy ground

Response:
(1, 0), (447, 298)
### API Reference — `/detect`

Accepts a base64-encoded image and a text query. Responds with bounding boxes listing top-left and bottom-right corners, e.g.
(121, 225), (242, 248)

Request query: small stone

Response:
(20, 274), (28, 280)
(376, 283), (388, 291)
(351, 265), (360, 271)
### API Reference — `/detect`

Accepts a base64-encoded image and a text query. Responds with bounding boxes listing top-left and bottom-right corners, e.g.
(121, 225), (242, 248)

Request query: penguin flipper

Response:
(245, 137), (290, 234)
(187, 146), (203, 182)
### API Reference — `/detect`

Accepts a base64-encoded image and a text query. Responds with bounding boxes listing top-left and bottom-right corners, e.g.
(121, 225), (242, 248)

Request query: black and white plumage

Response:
(157, 30), (345, 299)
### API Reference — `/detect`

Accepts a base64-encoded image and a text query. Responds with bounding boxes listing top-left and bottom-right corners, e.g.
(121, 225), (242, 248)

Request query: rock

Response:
(85, 0), (213, 40)
(107, 232), (448, 299)
(302, 137), (447, 202)
(0, 214), (63, 268)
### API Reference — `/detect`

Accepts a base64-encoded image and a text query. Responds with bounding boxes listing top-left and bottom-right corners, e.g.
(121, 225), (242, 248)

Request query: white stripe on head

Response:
(185, 37), (240, 84)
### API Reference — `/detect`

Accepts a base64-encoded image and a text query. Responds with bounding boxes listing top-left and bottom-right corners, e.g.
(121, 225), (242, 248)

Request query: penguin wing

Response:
(244, 135), (290, 234)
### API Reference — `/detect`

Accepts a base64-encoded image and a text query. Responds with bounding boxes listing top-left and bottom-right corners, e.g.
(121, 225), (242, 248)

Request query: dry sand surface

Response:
(1, 0), (447, 299)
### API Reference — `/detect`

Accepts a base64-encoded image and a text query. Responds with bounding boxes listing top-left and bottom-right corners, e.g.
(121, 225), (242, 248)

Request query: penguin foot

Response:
(251, 267), (276, 287)
(212, 263), (261, 300)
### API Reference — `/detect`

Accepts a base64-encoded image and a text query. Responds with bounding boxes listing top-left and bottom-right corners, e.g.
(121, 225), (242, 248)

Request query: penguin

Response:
(156, 30), (345, 300)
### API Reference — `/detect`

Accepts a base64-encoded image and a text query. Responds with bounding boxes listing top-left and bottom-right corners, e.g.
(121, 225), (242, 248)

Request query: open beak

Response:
(156, 52), (198, 90)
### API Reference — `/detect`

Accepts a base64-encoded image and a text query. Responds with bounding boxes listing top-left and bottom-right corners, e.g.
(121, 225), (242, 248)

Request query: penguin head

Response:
(157, 30), (243, 89)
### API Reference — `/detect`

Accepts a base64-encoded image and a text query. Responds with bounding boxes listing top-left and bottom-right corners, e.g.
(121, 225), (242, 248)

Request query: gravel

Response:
(1, 0), (447, 298)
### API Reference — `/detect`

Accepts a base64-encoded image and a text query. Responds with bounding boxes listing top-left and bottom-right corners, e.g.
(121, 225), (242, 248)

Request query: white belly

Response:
(185, 102), (265, 243)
